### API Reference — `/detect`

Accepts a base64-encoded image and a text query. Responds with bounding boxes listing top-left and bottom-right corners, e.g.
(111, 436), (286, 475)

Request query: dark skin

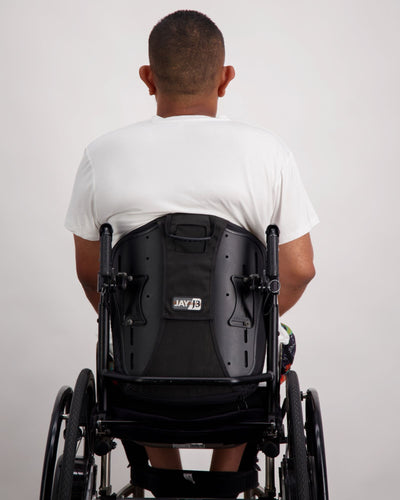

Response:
(138, 64), (235, 118)
(73, 63), (316, 471)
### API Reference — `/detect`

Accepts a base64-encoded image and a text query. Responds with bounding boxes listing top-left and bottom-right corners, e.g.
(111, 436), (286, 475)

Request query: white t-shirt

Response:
(65, 115), (318, 245)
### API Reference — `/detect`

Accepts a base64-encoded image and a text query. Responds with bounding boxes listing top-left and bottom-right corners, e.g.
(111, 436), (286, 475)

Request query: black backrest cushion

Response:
(110, 213), (267, 402)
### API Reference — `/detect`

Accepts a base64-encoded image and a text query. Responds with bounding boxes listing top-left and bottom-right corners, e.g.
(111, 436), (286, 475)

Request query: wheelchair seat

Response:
(40, 213), (329, 500)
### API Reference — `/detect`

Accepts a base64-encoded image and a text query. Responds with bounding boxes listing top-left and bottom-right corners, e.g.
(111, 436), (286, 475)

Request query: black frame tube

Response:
(102, 371), (274, 386)
(97, 224), (113, 413)
(99, 224), (113, 279)
(265, 225), (280, 416)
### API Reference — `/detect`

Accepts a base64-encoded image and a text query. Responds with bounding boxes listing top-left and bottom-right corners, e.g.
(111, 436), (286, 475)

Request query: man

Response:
(66, 10), (318, 473)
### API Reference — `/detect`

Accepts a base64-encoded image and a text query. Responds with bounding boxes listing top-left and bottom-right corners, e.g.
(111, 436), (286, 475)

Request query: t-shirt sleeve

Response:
(271, 150), (319, 245)
(64, 150), (100, 240)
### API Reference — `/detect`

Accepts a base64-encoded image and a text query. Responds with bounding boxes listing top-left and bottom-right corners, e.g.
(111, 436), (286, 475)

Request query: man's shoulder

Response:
(230, 118), (287, 140)
(86, 119), (153, 153)
(222, 119), (293, 155)
(84, 116), (292, 159)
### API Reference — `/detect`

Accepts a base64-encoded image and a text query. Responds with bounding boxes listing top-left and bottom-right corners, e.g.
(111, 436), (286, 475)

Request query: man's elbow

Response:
(81, 280), (98, 295)
(293, 263), (316, 288)
(76, 264), (98, 293)
(282, 261), (316, 291)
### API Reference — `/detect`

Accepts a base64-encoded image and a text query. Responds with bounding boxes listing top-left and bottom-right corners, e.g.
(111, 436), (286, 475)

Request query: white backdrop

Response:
(1, 1), (399, 499)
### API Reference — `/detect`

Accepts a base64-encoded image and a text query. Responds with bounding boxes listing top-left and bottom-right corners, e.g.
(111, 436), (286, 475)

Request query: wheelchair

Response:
(40, 213), (328, 499)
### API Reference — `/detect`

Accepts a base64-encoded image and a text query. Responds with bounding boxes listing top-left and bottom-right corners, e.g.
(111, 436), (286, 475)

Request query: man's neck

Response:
(155, 93), (218, 118)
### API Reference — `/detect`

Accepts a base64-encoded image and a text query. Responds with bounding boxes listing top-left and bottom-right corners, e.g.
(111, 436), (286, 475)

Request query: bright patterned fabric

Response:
(280, 323), (296, 383)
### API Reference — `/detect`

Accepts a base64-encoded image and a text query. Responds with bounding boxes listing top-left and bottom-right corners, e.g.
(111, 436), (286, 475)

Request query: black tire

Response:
(305, 389), (329, 500)
(40, 386), (73, 500)
(283, 371), (310, 500)
(57, 369), (96, 500)
(51, 456), (63, 500)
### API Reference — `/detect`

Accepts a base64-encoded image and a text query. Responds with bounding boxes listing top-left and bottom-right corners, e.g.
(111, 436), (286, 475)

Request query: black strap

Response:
(131, 464), (258, 498)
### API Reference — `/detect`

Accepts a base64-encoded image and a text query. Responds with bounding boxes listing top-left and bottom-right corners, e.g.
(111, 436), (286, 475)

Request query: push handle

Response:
(266, 225), (280, 279)
(265, 225), (281, 414)
(97, 224), (113, 411)
(99, 223), (113, 281)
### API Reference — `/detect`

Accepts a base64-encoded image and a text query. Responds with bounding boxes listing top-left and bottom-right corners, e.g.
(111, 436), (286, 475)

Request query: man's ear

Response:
(139, 65), (156, 95)
(218, 66), (235, 97)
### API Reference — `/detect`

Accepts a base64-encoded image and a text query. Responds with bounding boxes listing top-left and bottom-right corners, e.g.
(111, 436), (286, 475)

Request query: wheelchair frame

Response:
(40, 219), (328, 500)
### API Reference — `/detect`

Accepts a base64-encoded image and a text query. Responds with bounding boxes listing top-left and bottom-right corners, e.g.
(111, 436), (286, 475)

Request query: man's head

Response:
(148, 10), (224, 96)
(140, 10), (234, 114)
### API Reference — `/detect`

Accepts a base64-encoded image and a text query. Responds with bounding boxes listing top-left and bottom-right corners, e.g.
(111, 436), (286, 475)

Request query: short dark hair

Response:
(149, 10), (225, 96)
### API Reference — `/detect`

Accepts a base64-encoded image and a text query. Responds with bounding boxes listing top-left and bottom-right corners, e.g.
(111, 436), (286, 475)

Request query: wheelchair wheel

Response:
(54, 369), (97, 500)
(40, 386), (73, 500)
(305, 389), (329, 500)
(280, 370), (310, 500)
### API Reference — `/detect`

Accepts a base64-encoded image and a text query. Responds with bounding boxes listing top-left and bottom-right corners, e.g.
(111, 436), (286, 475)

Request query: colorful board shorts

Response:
(280, 323), (296, 383)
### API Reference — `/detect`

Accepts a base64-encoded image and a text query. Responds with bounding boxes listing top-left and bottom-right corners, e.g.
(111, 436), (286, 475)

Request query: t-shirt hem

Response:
(64, 220), (100, 241)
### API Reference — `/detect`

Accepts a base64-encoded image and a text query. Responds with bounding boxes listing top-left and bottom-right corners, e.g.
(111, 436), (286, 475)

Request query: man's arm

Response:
(74, 235), (101, 312)
(278, 233), (316, 316)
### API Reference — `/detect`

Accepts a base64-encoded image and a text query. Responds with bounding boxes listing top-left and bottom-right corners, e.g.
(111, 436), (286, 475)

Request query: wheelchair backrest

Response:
(110, 213), (268, 400)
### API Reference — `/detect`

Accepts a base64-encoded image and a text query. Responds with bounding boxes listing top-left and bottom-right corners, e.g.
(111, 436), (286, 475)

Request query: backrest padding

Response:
(110, 213), (267, 402)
